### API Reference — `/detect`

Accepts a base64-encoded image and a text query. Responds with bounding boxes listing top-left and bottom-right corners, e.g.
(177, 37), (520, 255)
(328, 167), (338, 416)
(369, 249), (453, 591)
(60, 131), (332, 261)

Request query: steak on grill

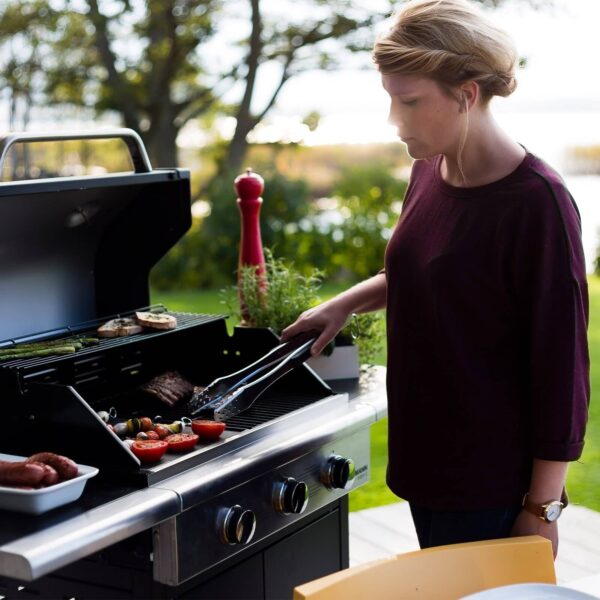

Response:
(139, 371), (194, 407)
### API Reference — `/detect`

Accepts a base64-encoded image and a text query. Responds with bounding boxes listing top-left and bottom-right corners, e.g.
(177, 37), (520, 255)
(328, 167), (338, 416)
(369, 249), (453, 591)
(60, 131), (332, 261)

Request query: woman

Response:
(282, 0), (589, 558)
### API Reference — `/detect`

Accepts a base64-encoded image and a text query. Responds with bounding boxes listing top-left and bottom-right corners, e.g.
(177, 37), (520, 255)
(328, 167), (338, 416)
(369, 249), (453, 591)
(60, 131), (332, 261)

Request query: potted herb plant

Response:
(224, 250), (385, 379)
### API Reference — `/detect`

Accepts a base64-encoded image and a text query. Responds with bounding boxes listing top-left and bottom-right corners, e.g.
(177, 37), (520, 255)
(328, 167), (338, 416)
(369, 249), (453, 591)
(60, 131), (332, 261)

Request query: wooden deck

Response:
(349, 501), (600, 588)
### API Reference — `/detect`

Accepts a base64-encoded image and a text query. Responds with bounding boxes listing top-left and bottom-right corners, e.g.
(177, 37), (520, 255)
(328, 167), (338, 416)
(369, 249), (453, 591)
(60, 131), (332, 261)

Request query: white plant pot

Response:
(306, 344), (360, 380)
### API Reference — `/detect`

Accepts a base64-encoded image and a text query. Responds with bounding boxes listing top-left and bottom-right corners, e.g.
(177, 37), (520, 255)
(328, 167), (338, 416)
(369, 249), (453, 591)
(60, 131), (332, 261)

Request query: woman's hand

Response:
(281, 273), (387, 355)
(510, 509), (558, 559)
(281, 297), (352, 357)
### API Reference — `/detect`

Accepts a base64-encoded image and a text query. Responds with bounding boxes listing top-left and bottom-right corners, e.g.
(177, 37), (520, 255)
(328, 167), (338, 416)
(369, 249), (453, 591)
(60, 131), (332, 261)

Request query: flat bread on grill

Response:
(139, 371), (194, 407)
(135, 311), (177, 331)
(97, 318), (143, 338)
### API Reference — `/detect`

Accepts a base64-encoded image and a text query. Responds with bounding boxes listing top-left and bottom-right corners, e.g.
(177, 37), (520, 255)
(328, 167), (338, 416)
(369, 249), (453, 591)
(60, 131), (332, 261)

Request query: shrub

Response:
(225, 249), (385, 366)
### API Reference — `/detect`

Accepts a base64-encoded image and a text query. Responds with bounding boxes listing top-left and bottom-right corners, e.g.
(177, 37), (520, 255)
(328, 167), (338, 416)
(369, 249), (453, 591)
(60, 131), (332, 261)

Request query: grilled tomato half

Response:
(191, 420), (226, 441)
(130, 440), (168, 463)
(165, 433), (199, 453)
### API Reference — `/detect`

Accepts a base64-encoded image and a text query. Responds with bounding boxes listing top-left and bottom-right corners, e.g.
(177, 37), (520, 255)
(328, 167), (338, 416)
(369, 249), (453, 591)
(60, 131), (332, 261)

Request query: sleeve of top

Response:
(379, 159), (422, 276)
(509, 172), (590, 461)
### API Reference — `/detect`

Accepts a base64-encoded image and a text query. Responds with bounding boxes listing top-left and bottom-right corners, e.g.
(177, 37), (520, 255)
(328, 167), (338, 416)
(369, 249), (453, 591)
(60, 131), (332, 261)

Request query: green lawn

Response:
(153, 275), (600, 513)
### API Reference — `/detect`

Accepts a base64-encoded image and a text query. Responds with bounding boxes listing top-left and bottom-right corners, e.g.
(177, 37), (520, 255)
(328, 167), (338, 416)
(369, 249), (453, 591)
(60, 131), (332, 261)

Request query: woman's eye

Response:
(401, 99), (418, 106)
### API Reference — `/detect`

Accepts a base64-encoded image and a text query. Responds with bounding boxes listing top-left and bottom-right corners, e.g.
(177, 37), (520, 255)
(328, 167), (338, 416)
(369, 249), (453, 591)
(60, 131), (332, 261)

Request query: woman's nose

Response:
(388, 104), (403, 129)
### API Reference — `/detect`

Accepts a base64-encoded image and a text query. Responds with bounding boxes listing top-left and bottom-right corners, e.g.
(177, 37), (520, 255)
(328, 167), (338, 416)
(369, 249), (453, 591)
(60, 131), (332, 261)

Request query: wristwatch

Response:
(522, 493), (565, 523)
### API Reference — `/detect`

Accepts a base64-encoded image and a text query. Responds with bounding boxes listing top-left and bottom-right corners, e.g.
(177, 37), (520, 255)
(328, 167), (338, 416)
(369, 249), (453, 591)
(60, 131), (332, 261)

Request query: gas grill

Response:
(0, 130), (387, 599)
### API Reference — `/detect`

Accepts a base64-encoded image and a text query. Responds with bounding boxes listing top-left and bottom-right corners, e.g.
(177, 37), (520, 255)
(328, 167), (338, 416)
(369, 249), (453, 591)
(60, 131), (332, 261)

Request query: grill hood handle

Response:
(0, 128), (152, 175)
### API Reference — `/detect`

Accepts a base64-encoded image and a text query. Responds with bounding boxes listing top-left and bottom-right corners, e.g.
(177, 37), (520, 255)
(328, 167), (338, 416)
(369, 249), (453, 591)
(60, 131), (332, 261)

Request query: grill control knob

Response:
(220, 505), (257, 545)
(274, 477), (309, 515)
(322, 455), (356, 490)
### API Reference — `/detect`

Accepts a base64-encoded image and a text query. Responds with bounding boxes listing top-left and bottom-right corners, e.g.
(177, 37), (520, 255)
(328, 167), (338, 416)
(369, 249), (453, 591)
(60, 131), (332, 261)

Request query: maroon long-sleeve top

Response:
(383, 153), (590, 509)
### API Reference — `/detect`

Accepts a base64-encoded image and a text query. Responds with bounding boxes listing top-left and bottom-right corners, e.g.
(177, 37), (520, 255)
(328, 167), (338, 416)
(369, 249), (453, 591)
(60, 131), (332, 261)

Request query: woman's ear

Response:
(459, 81), (479, 112)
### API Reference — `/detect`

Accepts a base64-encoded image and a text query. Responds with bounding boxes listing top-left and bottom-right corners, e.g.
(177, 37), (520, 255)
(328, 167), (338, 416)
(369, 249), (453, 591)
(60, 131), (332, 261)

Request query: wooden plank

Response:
(349, 512), (418, 555)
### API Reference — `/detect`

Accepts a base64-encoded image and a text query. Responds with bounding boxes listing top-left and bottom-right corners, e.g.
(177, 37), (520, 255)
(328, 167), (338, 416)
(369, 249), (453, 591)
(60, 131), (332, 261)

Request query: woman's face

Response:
(381, 73), (465, 159)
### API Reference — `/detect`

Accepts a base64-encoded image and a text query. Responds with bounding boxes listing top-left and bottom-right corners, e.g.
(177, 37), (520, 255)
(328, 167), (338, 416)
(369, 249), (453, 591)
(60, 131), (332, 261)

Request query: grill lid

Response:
(0, 130), (192, 343)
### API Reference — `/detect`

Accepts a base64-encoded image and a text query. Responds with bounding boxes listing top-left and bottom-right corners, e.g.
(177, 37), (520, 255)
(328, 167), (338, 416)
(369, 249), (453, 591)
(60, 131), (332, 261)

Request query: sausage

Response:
(26, 452), (79, 481)
(28, 461), (59, 486)
(0, 460), (47, 487)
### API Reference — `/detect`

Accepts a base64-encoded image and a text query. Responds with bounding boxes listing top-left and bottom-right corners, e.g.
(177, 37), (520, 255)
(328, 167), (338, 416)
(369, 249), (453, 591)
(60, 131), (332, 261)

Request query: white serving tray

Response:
(0, 453), (98, 514)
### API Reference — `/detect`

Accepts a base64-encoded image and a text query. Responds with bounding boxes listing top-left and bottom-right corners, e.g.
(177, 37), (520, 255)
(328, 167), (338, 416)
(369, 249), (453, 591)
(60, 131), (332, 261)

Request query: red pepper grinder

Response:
(234, 168), (267, 321)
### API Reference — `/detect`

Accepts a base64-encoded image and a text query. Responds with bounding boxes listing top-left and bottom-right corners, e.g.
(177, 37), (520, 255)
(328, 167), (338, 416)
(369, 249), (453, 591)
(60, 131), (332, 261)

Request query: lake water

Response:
(565, 175), (600, 274)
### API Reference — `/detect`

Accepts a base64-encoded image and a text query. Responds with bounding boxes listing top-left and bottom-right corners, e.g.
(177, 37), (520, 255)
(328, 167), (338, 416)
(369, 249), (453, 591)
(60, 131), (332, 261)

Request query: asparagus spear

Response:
(0, 342), (83, 356)
(0, 336), (99, 356)
(0, 346), (78, 362)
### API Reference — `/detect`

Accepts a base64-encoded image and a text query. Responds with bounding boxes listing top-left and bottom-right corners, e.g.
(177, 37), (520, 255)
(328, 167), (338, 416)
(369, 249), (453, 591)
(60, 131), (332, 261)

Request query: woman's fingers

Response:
(281, 320), (333, 355)
(311, 326), (338, 356)
(280, 321), (310, 342)
(281, 299), (349, 353)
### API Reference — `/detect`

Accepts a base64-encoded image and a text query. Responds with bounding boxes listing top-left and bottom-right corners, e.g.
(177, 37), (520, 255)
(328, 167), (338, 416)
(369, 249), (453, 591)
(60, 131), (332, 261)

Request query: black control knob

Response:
(220, 505), (256, 545)
(322, 455), (356, 490)
(274, 477), (309, 515)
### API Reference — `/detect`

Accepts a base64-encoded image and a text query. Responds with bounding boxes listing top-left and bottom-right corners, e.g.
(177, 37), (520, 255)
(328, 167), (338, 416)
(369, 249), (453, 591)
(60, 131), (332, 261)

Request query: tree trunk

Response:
(146, 109), (180, 168)
(222, 125), (253, 176)
(218, 0), (262, 177)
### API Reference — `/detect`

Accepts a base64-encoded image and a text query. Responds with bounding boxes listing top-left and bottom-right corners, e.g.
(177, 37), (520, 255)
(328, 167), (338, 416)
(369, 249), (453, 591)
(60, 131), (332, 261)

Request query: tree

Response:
(0, 2), (62, 177)
(218, 0), (388, 175)
(1, 0), (539, 169)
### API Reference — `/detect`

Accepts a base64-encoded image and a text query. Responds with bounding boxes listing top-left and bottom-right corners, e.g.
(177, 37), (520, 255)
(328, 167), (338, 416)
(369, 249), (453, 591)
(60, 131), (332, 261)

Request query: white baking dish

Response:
(0, 453), (98, 514)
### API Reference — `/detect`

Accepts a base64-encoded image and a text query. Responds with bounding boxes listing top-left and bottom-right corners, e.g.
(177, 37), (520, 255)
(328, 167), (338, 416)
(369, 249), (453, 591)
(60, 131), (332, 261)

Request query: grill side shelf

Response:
(15, 381), (142, 472)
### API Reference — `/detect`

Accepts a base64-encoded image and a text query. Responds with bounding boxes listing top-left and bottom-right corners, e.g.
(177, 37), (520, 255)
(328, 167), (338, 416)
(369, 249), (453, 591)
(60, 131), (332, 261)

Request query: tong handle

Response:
(0, 128), (152, 175)
(212, 336), (317, 421)
(201, 330), (319, 398)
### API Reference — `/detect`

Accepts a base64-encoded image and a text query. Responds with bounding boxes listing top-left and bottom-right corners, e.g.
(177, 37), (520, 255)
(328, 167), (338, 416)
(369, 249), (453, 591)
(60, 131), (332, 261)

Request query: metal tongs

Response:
(187, 330), (320, 422)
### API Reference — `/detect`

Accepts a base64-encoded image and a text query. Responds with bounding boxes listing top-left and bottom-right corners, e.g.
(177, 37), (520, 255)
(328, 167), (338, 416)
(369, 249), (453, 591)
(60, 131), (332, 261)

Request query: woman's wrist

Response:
(526, 459), (569, 503)
(331, 273), (387, 316)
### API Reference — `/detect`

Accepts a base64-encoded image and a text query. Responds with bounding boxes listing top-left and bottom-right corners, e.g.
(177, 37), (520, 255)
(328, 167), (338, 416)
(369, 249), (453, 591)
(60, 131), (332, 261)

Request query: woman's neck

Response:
(440, 111), (526, 188)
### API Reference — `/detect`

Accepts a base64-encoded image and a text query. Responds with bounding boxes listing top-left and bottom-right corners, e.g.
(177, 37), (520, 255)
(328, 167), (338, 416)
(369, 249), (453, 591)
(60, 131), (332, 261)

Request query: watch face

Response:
(545, 503), (562, 522)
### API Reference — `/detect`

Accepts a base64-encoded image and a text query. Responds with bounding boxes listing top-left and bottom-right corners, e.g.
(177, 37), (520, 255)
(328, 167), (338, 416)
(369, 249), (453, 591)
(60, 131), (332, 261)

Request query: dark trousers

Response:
(409, 502), (522, 549)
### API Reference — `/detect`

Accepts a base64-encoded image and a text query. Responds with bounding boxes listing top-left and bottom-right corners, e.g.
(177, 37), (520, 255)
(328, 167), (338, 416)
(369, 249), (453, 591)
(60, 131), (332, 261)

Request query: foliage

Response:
(150, 169), (313, 288)
(0, 139), (133, 181)
(349, 417), (399, 511)
(268, 163), (407, 282)
(566, 275), (600, 511)
(1, 0), (541, 170)
(151, 159), (407, 288)
(0, 0), (391, 169)
(223, 249), (386, 366)
(224, 249), (324, 335)
(340, 312), (386, 367)
(0, 1), (59, 130)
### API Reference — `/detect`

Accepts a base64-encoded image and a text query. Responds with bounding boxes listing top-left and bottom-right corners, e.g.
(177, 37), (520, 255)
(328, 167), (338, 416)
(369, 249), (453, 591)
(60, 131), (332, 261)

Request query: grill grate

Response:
(216, 392), (321, 432)
(140, 390), (324, 433)
(0, 310), (225, 371)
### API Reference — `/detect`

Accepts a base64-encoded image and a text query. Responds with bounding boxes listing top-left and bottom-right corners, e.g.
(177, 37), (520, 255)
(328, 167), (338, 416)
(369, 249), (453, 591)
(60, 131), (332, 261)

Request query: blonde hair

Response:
(373, 0), (518, 101)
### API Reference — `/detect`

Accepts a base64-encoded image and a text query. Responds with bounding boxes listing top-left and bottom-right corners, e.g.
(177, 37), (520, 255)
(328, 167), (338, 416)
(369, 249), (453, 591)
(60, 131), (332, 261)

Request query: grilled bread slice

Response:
(97, 317), (143, 338)
(135, 311), (177, 331)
